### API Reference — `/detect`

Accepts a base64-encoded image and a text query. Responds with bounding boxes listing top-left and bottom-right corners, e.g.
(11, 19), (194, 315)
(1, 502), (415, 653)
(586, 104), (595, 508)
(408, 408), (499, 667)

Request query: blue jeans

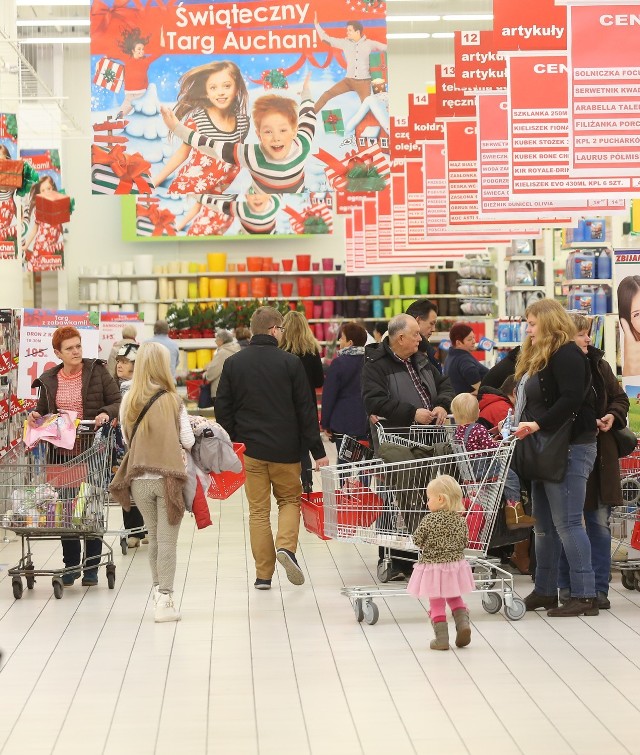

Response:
(503, 468), (522, 503)
(531, 442), (597, 598)
(558, 504), (611, 596)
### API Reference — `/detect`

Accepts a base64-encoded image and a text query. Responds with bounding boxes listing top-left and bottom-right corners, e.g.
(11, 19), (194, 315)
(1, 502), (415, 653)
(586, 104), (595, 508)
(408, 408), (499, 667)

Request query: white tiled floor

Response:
(2, 479), (640, 755)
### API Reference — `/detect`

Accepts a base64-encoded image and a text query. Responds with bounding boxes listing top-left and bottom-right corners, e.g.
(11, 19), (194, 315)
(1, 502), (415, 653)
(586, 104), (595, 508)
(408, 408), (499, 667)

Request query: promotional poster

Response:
(0, 113), (20, 260)
(614, 249), (640, 431)
(90, 0), (390, 200)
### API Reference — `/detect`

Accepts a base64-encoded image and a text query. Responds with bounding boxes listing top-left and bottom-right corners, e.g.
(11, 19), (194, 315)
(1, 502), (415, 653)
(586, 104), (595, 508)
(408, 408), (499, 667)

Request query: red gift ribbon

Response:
(92, 0), (136, 35)
(91, 144), (152, 195)
(150, 207), (176, 236)
(314, 148), (360, 178)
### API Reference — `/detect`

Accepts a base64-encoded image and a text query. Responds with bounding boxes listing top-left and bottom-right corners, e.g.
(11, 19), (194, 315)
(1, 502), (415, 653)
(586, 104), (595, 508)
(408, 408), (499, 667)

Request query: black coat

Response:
(296, 350), (324, 410)
(321, 352), (368, 436)
(215, 334), (325, 464)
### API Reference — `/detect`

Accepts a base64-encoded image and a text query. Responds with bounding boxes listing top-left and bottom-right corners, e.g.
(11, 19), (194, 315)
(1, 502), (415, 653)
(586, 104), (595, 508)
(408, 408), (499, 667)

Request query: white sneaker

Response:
(155, 592), (181, 623)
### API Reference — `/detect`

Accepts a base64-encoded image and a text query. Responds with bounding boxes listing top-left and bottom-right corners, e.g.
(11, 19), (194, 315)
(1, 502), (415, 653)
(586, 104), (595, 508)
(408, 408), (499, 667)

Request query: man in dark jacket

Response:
(405, 299), (442, 373)
(216, 306), (328, 590)
(362, 313), (455, 579)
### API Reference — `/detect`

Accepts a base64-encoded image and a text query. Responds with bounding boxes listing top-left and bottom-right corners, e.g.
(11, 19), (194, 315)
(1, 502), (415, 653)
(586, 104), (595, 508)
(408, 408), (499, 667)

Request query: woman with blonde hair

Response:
(110, 342), (194, 622)
(280, 309), (324, 491)
(512, 299), (599, 617)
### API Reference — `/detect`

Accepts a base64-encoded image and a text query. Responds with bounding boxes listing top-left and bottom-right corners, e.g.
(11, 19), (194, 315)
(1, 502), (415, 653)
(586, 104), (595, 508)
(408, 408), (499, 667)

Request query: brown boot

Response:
(505, 501), (536, 530)
(547, 597), (599, 617)
(430, 620), (450, 651)
(509, 539), (531, 575)
(452, 608), (471, 648)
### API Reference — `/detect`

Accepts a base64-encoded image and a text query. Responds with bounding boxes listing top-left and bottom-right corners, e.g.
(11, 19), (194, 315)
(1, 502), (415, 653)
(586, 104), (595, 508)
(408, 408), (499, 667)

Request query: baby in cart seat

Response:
(451, 393), (535, 530)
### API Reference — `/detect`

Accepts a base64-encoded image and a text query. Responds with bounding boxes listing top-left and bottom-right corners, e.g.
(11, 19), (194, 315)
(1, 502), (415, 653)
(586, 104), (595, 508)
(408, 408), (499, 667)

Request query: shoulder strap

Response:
(129, 390), (167, 444)
(463, 423), (475, 444)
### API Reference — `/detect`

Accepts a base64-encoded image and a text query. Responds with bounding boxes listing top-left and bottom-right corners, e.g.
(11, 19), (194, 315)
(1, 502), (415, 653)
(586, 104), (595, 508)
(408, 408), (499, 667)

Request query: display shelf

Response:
(78, 271), (341, 280)
(504, 255), (546, 262)
(562, 279), (612, 286)
(494, 341), (522, 348)
(561, 242), (611, 249)
(78, 293), (477, 305)
(504, 285), (546, 292)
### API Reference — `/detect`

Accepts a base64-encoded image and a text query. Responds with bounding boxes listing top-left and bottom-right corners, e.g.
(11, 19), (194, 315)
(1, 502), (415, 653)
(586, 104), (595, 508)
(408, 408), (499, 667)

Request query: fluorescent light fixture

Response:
(19, 36), (90, 44)
(442, 14), (494, 21)
(388, 32), (431, 39)
(431, 32), (455, 39)
(17, 19), (90, 27)
(387, 15), (441, 22)
(17, 0), (90, 5)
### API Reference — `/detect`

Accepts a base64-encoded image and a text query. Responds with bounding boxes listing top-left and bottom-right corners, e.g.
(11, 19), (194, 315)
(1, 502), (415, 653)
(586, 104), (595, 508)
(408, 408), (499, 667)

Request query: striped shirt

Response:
(173, 100), (316, 194)
(390, 351), (432, 410)
(199, 194), (281, 234)
(188, 108), (250, 145)
(56, 369), (83, 419)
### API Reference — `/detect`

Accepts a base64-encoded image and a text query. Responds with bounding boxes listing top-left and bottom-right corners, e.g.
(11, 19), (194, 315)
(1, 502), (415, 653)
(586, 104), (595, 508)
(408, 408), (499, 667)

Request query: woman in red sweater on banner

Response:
(115, 28), (158, 119)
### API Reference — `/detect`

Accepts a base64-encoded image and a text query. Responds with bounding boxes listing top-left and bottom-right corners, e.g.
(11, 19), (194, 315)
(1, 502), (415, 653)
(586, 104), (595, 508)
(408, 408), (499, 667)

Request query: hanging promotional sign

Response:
(408, 94), (443, 143)
(434, 65), (476, 119)
(0, 113), (20, 261)
(492, 0), (567, 52)
(90, 0), (390, 197)
(568, 3), (640, 176)
(98, 311), (143, 363)
(613, 248), (640, 429)
(19, 149), (66, 273)
(453, 30), (506, 92)
(506, 52), (635, 206)
(17, 310), (99, 400)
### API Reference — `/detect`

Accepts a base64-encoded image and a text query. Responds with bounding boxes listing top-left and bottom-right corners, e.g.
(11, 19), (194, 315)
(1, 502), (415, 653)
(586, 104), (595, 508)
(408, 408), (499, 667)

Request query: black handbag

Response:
(513, 414), (574, 483)
(198, 382), (214, 409)
(612, 426), (638, 458)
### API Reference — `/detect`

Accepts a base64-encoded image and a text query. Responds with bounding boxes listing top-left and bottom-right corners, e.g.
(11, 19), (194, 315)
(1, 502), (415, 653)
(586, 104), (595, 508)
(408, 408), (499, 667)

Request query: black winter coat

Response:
(33, 358), (121, 420)
(321, 352), (368, 436)
(215, 334), (325, 463)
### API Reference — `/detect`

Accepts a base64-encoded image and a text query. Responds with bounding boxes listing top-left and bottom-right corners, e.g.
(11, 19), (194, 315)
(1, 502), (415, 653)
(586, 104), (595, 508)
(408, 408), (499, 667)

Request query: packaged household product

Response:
(595, 248), (612, 280)
(572, 250), (595, 279)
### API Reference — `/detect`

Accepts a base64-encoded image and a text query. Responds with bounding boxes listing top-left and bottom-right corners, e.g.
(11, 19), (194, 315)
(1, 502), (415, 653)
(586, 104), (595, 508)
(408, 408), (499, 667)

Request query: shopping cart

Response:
(612, 442), (640, 591)
(0, 421), (116, 599)
(303, 439), (525, 625)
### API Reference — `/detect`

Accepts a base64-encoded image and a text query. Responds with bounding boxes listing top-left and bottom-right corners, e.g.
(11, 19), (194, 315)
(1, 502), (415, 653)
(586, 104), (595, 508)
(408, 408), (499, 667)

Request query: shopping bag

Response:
(23, 411), (79, 450)
(198, 383), (214, 409)
(463, 497), (486, 548)
(72, 482), (93, 527)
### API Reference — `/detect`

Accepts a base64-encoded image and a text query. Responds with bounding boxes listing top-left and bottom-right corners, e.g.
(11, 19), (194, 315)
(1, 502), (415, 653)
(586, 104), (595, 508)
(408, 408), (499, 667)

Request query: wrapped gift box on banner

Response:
(315, 144), (390, 193)
(284, 204), (333, 234)
(93, 56), (124, 93)
(136, 205), (177, 237)
(0, 159), (23, 190)
(35, 191), (71, 225)
(91, 144), (152, 195)
(261, 68), (288, 89)
(322, 109), (345, 136)
(369, 52), (388, 83)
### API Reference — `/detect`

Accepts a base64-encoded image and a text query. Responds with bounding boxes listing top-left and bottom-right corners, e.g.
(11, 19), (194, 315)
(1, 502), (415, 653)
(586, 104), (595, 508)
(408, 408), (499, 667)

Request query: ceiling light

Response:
(387, 15), (441, 22)
(19, 37), (90, 44)
(388, 33), (431, 39)
(431, 32), (455, 39)
(17, 19), (90, 27)
(442, 14), (494, 21)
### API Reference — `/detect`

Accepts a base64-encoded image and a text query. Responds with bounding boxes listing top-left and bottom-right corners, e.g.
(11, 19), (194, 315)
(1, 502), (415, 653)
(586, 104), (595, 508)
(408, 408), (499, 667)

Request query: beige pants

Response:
(244, 456), (302, 579)
(314, 77), (372, 113)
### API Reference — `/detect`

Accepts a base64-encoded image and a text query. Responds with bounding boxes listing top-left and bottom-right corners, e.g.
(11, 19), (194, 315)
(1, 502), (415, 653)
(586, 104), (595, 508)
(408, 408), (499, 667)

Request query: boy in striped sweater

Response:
(161, 73), (315, 194)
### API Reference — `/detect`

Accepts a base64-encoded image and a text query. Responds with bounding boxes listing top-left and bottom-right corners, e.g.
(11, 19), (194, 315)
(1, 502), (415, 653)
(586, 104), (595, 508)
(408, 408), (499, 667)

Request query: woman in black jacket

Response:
(513, 300), (599, 617)
(280, 310), (324, 492)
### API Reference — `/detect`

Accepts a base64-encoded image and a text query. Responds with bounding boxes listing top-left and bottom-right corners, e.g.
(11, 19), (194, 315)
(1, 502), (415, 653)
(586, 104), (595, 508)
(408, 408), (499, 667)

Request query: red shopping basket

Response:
(208, 443), (246, 499)
(186, 379), (206, 402)
(302, 483), (383, 540)
(301, 492), (331, 540)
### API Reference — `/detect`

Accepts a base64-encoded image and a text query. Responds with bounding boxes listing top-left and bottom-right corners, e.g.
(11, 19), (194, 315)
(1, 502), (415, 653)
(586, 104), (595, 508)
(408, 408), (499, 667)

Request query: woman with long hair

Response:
(22, 175), (64, 270)
(617, 275), (640, 376)
(513, 299), (599, 617)
(110, 342), (194, 623)
(280, 310), (324, 491)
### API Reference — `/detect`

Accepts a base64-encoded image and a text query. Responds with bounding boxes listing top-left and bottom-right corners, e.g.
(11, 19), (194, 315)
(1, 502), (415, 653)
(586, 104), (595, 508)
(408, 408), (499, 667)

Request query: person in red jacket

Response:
(477, 375), (515, 433)
(115, 28), (157, 119)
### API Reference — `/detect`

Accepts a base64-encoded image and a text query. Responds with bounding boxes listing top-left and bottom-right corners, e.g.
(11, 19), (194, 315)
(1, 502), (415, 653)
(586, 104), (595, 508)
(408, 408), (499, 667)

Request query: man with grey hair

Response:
(216, 306), (328, 590)
(146, 319), (180, 377)
(204, 329), (240, 405)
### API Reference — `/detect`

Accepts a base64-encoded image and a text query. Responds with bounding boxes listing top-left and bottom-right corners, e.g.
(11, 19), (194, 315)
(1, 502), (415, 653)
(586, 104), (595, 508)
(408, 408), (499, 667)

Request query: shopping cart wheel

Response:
(25, 562), (35, 590)
(52, 578), (63, 600)
(120, 537), (128, 555)
(503, 598), (526, 621)
(12, 577), (23, 600)
(621, 571), (636, 591)
(106, 563), (116, 589)
(353, 599), (364, 622)
(481, 592), (502, 614)
(377, 563), (391, 583)
(363, 600), (379, 625)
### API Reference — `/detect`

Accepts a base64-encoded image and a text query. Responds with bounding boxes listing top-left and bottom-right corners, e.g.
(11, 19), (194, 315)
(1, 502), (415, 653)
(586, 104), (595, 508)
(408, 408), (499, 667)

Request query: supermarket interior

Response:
(2, 0), (640, 753)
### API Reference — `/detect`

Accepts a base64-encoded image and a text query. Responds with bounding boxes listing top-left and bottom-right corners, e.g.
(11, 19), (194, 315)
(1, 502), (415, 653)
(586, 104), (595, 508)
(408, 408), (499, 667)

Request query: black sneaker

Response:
(276, 549), (305, 585)
(254, 579), (272, 590)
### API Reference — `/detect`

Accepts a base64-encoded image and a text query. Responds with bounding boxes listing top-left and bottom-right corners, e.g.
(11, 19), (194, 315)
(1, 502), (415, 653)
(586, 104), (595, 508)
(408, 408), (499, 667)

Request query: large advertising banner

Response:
(568, 4), (640, 176)
(17, 310), (99, 400)
(19, 149), (65, 272)
(614, 249), (640, 431)
(506, 52), (634, 207)
(90, 0), (389, 197)
(453, 30), (506, 92)
(0, 113), (20, 261)
(492, 0), (567, 52)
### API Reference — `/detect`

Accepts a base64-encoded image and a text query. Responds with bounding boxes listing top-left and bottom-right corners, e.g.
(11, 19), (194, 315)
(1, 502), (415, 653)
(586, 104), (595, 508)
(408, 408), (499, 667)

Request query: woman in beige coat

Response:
(205, 330), (240, 407)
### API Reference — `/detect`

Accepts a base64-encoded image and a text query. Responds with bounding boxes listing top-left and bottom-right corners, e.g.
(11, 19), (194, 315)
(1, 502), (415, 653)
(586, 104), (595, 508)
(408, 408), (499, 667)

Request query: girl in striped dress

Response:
(153, 61), (249, 196)
(184, 191), (282, 235)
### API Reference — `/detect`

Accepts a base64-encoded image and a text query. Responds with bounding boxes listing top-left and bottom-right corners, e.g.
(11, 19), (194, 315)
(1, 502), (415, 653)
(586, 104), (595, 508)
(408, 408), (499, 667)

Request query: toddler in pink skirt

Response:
(407, 474), (475, 650)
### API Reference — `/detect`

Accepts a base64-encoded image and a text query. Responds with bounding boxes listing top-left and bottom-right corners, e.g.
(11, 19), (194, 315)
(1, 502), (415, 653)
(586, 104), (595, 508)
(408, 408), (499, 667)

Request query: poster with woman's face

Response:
(90, 0), (389, 199)
(614, 250), (640, 430)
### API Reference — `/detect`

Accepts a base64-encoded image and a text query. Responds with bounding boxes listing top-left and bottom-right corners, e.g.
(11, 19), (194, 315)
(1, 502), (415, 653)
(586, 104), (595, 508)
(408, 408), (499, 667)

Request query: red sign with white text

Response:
(408, 94), (444, 143)
(454, 30), (506, 91)
(492, 0), (567, 51)
(568, 4), (640, 175)
(435, 65), (476, 118)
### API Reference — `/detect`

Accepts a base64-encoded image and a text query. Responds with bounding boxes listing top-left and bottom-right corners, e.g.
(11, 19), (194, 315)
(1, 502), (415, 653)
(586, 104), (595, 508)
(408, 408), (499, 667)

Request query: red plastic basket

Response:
(208, 443), (246, 499)
(186, 379), (206, 402)
(301, 492), (331, 540)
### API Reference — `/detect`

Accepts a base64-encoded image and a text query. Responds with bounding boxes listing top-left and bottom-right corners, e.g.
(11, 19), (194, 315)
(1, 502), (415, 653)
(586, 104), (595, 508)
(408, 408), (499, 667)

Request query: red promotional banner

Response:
(568, 4), (640, 176)
(454, 30), (506, 91)
(507, 52), (635, 204)
(492, 0), (567, 51)
(408, 94), (444, 143)
(434, 65), (476, 118)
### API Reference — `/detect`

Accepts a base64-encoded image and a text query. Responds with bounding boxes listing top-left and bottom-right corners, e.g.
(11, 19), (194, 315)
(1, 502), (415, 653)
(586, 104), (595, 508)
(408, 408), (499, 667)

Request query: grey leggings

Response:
(130, 478), (181, 593)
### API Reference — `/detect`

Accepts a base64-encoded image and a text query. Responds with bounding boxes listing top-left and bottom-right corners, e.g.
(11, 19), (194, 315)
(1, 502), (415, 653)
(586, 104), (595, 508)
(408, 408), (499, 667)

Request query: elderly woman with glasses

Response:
(27, 326), (121, 587)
